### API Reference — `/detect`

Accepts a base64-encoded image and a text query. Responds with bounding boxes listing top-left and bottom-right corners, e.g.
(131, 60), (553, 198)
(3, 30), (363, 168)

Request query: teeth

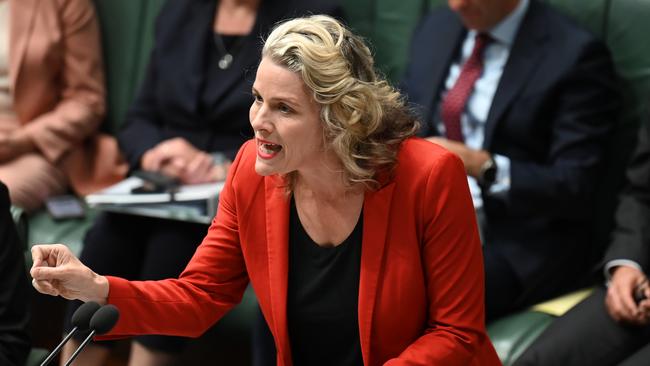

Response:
(261, 145), (274, 154)
(260, 143), (282, 153)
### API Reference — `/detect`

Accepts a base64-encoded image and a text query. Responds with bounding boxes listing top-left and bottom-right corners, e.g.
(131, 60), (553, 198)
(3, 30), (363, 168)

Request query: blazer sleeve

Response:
(604, 122), (650, 272)
(386, 152), (498, 365)
(507, 39), (621, 218)
(99, 142), (252, 339)
(23, 0), (105, 163)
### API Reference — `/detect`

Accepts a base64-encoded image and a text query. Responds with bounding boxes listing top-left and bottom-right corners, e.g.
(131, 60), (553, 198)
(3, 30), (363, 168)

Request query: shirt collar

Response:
(482, 0), (530, 46)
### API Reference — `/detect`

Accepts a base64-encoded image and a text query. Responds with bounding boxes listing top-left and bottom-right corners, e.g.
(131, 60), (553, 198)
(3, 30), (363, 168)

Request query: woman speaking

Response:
(31, 15), (500, 366)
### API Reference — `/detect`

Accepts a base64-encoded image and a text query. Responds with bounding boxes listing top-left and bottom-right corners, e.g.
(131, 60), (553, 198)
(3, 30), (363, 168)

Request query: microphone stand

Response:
(63, 329), (96, 366)
(40, 327), (78, 366)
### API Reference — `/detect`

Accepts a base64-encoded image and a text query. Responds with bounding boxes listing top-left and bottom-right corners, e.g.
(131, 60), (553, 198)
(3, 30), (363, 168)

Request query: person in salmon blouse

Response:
(0, 0), (121, 211)
(30, 15), (501, 366)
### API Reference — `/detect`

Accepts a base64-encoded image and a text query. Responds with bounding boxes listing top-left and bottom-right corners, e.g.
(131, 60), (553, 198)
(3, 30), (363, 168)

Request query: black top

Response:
(287, 198), (364, 366)
(201, 34), (244, 121)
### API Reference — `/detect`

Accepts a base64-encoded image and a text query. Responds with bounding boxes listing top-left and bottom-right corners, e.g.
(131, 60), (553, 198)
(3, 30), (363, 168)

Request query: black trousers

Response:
(252, 305), (277, 366)
(0, 182), (31, 366)
(65, 212), (207, 352)
(514, 287), (650, 366)
(484, 247), (523, 321)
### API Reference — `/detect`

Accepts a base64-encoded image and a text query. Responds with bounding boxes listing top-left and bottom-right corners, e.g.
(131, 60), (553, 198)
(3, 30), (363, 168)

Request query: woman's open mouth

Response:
(257, 139), (283, 159)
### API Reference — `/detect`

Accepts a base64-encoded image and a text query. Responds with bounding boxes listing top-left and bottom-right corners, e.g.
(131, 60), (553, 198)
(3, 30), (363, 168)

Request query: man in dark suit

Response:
(0, 181), (30, 366)
(514, 121), (650, 366)
(401, 0), (622, 320)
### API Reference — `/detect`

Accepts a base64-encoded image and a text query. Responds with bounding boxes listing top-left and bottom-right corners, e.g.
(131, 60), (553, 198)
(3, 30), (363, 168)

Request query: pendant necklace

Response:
(214, 33), (243, 70)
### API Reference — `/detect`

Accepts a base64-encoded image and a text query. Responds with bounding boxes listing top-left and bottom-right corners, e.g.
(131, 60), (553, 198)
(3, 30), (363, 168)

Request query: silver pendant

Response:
(218, 53), (233, 70)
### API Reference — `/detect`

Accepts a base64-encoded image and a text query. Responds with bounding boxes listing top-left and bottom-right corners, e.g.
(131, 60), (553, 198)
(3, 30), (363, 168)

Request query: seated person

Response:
(31, 14), (501, 366)
(514, 120), (650, 366)
(62, 1), (342, 365)
(0, 0), (109, 212)
(400, 0), (622, 320)
(0, 180), (30, 366)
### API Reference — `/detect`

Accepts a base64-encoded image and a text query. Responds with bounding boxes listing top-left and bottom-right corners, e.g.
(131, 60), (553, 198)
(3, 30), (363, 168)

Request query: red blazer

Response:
(103, 138), (501, 365)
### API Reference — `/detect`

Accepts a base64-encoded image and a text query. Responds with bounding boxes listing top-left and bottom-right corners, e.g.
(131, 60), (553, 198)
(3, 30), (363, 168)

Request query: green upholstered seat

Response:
(26, 209), (98, 256)
(488, 311), (555, 365)
(343, 0), (434, 82)
(25, 347), (49, 366)
(93, 0), (148, 134)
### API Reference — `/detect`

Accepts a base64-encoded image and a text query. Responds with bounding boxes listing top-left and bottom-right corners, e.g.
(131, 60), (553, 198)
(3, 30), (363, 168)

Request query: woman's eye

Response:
(253, 94), (263, 103)
(279, 104), (292, 114)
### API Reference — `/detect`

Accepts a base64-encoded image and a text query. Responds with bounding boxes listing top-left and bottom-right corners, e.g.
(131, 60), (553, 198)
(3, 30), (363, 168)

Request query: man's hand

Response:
(30, 244), (109, 304)
(427, 137), (491, 178)
(606, 266), (650, 325)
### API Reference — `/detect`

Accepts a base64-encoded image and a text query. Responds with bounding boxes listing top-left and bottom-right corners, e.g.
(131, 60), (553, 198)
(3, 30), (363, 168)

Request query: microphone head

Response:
(71, 301), (101, 330)
(89, 304), (120, 335)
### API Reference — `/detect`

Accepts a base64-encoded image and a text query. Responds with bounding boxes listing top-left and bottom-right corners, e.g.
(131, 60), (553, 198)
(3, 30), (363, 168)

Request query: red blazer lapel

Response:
(264, 176), (292, 365)
(359, 182), (395, 366)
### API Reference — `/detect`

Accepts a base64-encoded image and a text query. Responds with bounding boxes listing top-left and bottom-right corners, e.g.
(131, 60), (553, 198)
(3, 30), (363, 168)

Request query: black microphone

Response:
(40, 301), (101, 366)
(63, 304), (120, 366)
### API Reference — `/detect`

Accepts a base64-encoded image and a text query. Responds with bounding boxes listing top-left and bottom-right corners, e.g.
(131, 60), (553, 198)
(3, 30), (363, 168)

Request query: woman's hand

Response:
(30, 244), (109, 304)
(0, 130), (35, 163)
(140, 138), (230, 184)
(606, 266), (650, 325)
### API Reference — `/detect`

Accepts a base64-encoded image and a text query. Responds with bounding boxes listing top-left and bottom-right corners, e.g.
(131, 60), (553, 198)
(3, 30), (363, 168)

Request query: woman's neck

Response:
(219, 0), (258, 6)
(294, 159), (362, 202)
(214, 0), (260, 35)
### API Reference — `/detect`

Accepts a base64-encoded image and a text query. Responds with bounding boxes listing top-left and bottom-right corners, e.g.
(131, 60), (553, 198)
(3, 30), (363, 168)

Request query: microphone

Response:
(40, 301), (101, 366)
(63, 304), (120, 366)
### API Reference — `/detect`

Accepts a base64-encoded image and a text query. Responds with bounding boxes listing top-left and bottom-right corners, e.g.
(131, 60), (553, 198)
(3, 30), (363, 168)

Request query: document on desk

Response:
(84, 177), (224, 224)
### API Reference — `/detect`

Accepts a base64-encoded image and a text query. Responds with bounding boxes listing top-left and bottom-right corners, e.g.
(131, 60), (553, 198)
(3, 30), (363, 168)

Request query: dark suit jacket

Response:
(99, 139), (501, 366)
(605, 122), (650, 270)
(118, 0), (343, 169)
(0, 182), (30, 366)
(401, 1), (621, 297)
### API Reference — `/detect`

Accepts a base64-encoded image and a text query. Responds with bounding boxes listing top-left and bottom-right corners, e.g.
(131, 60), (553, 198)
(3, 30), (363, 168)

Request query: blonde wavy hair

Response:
(262, 15), (419, 189)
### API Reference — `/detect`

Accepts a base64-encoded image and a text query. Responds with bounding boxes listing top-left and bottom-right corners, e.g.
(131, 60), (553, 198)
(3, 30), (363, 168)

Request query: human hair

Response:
(262, 15), (419, 189)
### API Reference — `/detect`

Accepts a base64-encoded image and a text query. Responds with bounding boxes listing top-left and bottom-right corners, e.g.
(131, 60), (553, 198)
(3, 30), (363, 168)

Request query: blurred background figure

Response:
(0, 180), (30, 366)
(0, 0), (111, 212)
(401, 0), (622, 320)
(61, 1), (342, 365)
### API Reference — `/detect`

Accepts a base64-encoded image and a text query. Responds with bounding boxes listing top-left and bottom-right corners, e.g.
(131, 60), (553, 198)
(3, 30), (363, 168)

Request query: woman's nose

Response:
(250, 104), (271, 134)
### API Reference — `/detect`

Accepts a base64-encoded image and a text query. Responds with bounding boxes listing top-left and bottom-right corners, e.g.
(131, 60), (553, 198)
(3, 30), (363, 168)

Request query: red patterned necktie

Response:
(440, 33), (491, 142)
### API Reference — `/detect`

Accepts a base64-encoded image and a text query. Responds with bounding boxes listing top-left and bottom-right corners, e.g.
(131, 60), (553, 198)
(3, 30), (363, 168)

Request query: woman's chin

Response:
(254, 162), (275, 176)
